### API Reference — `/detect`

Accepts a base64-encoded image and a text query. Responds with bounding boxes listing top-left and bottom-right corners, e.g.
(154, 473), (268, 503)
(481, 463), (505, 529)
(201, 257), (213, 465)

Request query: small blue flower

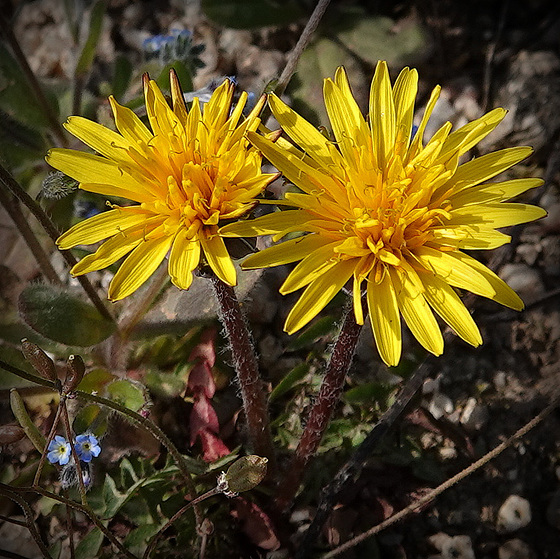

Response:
(47, 435), (71, 465)
(74, 433), (101, 463)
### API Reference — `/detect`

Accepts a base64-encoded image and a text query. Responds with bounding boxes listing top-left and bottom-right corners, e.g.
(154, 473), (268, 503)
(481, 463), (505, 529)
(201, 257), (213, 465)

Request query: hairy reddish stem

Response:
(209, 274), (276, 473)
(277, 303), (363, 510)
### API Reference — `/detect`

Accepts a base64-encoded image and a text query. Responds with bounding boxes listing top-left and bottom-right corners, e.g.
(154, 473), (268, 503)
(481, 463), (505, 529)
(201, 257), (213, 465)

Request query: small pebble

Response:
(428, 393), (454, 419)
(428, 533), (475, 559)
(497, 495), (532, 532)
(499, 263), (544, 303)
(460, 397), (489, 432)
(498, 538), (535, 559)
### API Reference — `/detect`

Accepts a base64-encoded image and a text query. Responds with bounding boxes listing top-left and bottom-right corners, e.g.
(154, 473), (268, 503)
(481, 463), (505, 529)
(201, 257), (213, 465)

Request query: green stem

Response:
(0, 188), (61, 285)
(0, 162), (114, 323)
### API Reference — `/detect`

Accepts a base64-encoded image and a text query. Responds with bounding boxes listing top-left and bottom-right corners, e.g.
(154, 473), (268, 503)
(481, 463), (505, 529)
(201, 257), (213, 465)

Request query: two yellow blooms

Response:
(47, 62), (546, 367)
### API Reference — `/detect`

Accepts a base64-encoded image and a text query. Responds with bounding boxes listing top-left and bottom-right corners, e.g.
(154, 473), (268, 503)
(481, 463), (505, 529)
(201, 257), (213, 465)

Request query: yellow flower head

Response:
(47, 72), (277, 301)
(221, 62), (546, 366)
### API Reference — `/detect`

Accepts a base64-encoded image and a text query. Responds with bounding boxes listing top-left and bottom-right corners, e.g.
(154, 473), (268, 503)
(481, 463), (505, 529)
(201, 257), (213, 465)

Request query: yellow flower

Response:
(221, 62), (546, 366)
(47, 72), (277, 301)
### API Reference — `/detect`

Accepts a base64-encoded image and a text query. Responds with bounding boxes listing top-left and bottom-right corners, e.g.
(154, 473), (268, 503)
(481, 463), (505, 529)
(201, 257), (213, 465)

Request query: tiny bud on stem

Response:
(21, 339), (57, 382)
(224, 455), (268, 494)
(63, 354), (85, 394)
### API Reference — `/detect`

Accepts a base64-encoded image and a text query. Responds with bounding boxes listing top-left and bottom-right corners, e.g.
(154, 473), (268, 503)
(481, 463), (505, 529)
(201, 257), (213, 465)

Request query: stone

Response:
(496, 495), (532, 532)
(498, 538), (535, 559)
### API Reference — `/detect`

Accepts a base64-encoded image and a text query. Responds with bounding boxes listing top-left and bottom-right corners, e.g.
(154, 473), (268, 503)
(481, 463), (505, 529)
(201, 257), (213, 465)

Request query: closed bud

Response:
(224, 455), (268, 493)
(63, 354), (85, 394)
(0, 424), (26, 445)
(21, 339), (57, 382)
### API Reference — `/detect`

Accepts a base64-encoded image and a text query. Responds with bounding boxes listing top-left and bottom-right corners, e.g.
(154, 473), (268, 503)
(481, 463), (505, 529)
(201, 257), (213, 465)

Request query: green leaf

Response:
(18, 284), (116, 346)
(287, 315), (337, 351)
(112, 55), (133, 100)
(102, 474), (127, 518)
(201, 0), (304, 29)
(77, 368), (115, 394)
(105, 379), (147, 412)
(48, 539), (63, 559)
(156, 61), (193, 94)
(269, 363), (310, 402)
(0, 44), (52, 129)
(343, 383), (394, 406)
(75, 0), (107, 77)
(73, 404), (108, 438)
(75, 527), (104, 559)
(124, 524), (161, 555)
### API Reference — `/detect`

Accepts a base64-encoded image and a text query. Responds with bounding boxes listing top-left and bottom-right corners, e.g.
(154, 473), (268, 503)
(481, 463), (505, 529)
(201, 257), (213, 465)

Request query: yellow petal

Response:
(414, 246), (523, 309)
(389, 266), (444, 357)
(439, 108), (506, 160)
(369, 60), (396, 166)
(109, 96), (152, 144)
(392, 67), (418, 152)
(241, 234), (332, 269)
(452, 251), (524, 310)
(145, 79), (183, 137)
(431, 226), (511, 250)
(246, 131), (332, 195)
(46, 149), (154, 203)
(169, 69), (189, 126)
(108, 235), (173, 301)
(268, 93), (342, 175)
(64, 116), (132, 162)
(200, 229), (236, 286)
(202, 79), (232, 129)
(450, 178), (544, 206)
(284, 259), (355, 334)
(57, 207), (152, 249)
(366, 268), (401, 367)
(406, 85), (441, 161)
(442, 146), (533, 195)
(220, 210), (309, 237)
(71, 219), (164, 275)
(280, 241), (343, 294)
(168, 228), (201, 289)
(420, 271), (482, 346)
(448, 202), (546, 228)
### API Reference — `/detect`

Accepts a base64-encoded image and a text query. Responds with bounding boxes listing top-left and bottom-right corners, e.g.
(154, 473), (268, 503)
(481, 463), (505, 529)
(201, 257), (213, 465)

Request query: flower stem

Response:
(276, 301), (362, 510)
(209, 274), (276, 473)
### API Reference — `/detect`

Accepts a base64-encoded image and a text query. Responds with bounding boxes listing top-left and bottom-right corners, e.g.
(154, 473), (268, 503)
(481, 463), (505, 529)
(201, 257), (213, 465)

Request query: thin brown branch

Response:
(323, 390), (560, 558)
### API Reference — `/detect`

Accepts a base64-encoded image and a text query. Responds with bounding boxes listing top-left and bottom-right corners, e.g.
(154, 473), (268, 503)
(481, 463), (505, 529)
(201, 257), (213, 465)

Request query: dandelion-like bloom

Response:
(47, 435), (71, 465)
(222, 62), (546, 366)
(74, 433), (101, 463)
(47, 72), (277, 300)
